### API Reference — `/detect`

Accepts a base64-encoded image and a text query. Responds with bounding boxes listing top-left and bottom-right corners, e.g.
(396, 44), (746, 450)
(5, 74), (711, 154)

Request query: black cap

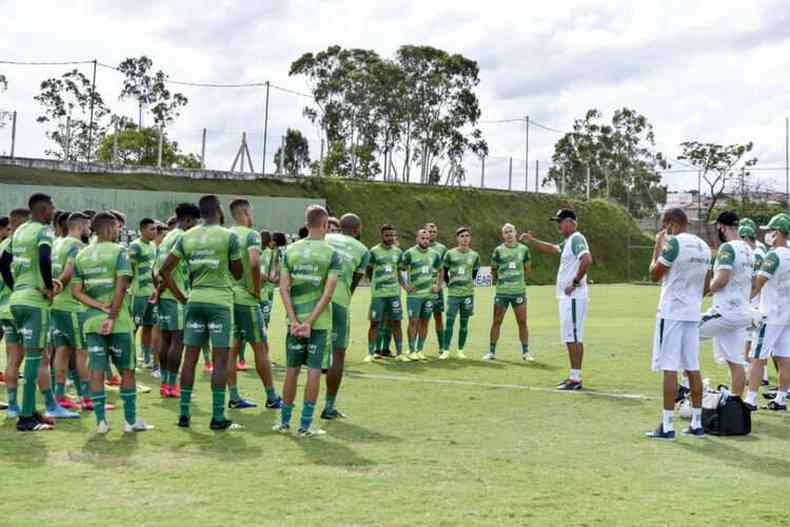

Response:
(714, 211), (739, 226)
(550, 209), (576, 222)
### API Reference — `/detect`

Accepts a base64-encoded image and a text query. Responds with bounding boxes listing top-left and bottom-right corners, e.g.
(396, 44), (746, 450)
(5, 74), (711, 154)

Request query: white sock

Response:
(690, 408), (702, 429)
(569, 369), (582, 382)
(763, 368), (769, 382)
(745, 391), (758, 406)
(679, 375), (690, 389)
(775, 391), (787, 405)
(662, 410), (674, 432)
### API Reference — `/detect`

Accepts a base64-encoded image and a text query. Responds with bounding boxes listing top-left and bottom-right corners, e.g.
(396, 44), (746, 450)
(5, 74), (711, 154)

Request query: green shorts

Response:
(494, 293), (527, 310)
(234, 304), (267, 344)
(86, 331), (136, 372)
(184, 302), (233, 349)
(132, 296), (157, 327)
(10, 305), (49, 351)
(369, 296), (403, 322)
(331, 303), (350, 350)
(260, 300), (273, 326)
(407, 297), (435, 320)
(1, 318), (20, 345)
(50, 309), (85, 349)
(286, 329), (328, 369)
(447, 296), (475, 318)
(158, 298), (185, 332)
(432, 290), (445, 313)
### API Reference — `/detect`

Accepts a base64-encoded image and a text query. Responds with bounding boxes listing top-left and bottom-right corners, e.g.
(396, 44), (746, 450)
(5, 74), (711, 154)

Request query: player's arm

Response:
(101, 252), (132, 335)
(55, 245), (80, 292)
(247, 232), (262, 299)
(278, 263), (302, 338)
(490, 248), (499, 285)
(708, 244), (733, 294)
(523, 245), (533, 275)
(228, 232), (243, 281)
(71, 261), (110, 313)
(432, 256), (443, 293)
(520, 232), (560, 256)
(398, 254), (411, 293)
(752, 252), (778, 299)
(158, 240), (188, 304)
(472, 254), (481, 281)
(38, 235), (54, 302)
(351, 251), (370, 295)
(303, 253), (341, 333)
(0, 246), (13, 289)
(649, 230), (675, 282)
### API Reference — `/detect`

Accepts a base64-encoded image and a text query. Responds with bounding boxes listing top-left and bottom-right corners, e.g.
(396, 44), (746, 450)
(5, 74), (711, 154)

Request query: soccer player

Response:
(259, 230), (276, 329)
(699, 211), (753, 400)
(152, 203), (200, 398)
(328, 216), (341, 234)
(226, 199), (282, 410)
(159, 195), (243, 431)
(485, 223), (532, 361)
(425, 222), (448, 354)
(738, 218), (771, 386)
(443, 227), (481, 359)
(273, 204), (340, 436)
(129, 218), (158, 368)
(50, 212), (93, 410)
(748, 213), (790, 411)
(365, 224), (407, 362)
(523, 210), (592, 388)
(0, 216), (7, 386)
(645, 208), (710, 439)
(402, 228), (442, 360)
(72, 212), (154, 433)
(323, 213), (369, 419)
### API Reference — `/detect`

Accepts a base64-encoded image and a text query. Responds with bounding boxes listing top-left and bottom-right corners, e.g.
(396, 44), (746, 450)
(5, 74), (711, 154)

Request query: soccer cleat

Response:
(522, 352), (536, 362)
(210, 418), (244, 431)
(764, 401), (787, 411)
(320, 408), (346, 420)
(762, 391), (777, 400)
(177, 415), (191, 428)
(379, 349), (393, 358)
(6, 403), (20, 419)
(237, 360), (249, 371)
(95, 419), (111, 434)
(363, 355), (375, 363)
(169, 385), (181, 398)
(557, 379), (583, 391)
(228, 398), (258, 410)
(645, 424), (676, 440)
(136, 383), (152, 394)
(272, 422), (291, 433)
(16, 415), (54, 432)
(456, 350), (467, 359)
(106, 375), (122, 387)
(56, 396), (80, 410)
(407, 352), (420, 361)
(417, 352), (428, 360)
(123, 419), (154, 433)
(397, 354), (412, 362)
(482, 352), (495, 361)
(150, 368), (162, 379)
(683, 426), (705, 438)
(265, 396), (283, 410)
(744, 401), (758, 412)
(80, 397), (94, 411)
(439, 351), (450, 360)
(761, 379), (770, 386)
(203, 362), (214, 373)
(298, 425), (326, 437)
(160, 384), (170, 398)
(142, 357), (153, 369)
(45, 405), (81, 419)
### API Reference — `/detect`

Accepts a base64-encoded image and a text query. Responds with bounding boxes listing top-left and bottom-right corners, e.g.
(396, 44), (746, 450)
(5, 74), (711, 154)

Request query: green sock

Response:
(7, 386), (18, 406)
(265, 387), (277, 402)
(368, 341), (376, 356)
(417, 335), (426, 352)
(49, 361), (56, 392)
(69, 369), (83, 397)
(80, 382), (89, 398)
(142, 346), (151, 363)
(281, 403), (293, 426)
(444, 316), (455, 351)
(489, 343), (497, 355)
(92, 389), (107, 424)
(202, 346), (211, 363)
(238, 346), (246, 362)
(105, 362), (113, 380)
(436, 328), (444, 350)
(180, 386), (193, 418)
(300, 400), (316, 430)
(211, 388), (225, 421)
(459, 317), (470, 350)
(385, 330), (393, 351)
(229, 384), (241, 402)
(55, 381), (66, 398)
(394, 337), (403, 355)
(325, 395), (336, 412)
(408, 337), (416, 354)
(22, 351), (42, 417)
(521, 343), (529, 355)
(120, 388), (136, 426)
(171, 370), (179, 386)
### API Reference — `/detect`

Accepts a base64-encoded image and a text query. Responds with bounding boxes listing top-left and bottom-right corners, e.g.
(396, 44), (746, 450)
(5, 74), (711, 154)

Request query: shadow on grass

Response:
(281, 430), (377, 468)
(169, 425), (265, 461)
(79, 431), (141, 467)
(0, 427), (49, 466)
(321, 419), (401, 444)
(676, 435), (790, 479)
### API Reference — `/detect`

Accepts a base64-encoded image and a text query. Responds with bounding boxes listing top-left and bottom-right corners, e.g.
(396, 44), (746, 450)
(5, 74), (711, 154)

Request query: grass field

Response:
(1, 284), (789, 526)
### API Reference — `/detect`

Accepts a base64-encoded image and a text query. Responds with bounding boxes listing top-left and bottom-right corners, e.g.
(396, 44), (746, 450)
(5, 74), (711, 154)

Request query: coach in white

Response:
(522, 209), (591, 391)
(700, 211), (754, 399)
(647, 208), (710, 440)
(748, 213), (790, 412)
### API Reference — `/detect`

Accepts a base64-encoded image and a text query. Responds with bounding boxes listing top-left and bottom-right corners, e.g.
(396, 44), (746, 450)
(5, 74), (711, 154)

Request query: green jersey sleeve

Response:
(522, 244), (532, 264)
(759, 251), (780, 278)
(658, 237), (680, 267)
(329, 250), (342, 277)
(117, 248), (133, 278)
(172, 237), (185, 260)
(356, 250), (371, 275)
(37, 227), (53, 248)
(247, 231), (262, 254)
(401, 250), (411, 270)
(570, 234), (588, 258)
(228, 232), (242, 261)
(716, 243), (736, 269)
(432, 252), (442, 271)
(491, 247), (500, 268)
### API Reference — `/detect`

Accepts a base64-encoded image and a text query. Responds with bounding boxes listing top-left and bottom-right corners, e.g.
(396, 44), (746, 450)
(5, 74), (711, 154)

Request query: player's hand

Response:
(100, 304), (112, 315)
(299, 322), (312, 338)
(431, 285), (439, 294)
(247, 288), (260, 300)
(289, 321), (303, 337)
(564, 284), (576, 296)
(100, 318), (115, 335)
(52, 280), (63, 295)
(654, 229), (667, 248)
(148, 290), (159, 305)
(43, 288), (55, 303)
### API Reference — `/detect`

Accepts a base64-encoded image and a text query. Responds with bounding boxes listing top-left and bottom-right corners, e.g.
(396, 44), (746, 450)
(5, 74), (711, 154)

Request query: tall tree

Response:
(117, 56), (188, 129)
(96, 122), (200, 169)
(34, 69), (108, 161)
(274, 128), (311, 176)
(677, 141), (758, 223)
(544, 108), (669, 217)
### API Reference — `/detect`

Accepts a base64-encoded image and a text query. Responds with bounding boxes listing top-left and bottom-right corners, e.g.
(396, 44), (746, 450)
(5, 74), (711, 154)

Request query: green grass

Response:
(1, 284), (788, 526)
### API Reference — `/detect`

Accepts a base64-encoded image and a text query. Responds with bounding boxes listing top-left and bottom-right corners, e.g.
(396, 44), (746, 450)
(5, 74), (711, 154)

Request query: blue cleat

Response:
(6, 403), (20, 419)
(228, 398), (258, 410)
(265, 396), (283, 410)
(45, 404), (81, 420)
(645, 424), (676, 441)
(683, 426), (705, 438)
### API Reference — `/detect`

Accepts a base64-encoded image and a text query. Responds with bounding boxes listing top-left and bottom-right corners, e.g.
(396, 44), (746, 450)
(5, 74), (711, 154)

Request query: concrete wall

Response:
(0, 183), (324, 234)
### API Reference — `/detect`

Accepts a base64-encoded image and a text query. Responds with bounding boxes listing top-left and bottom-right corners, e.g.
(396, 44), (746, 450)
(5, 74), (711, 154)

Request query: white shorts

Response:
(559, 297), (587, 344)
(698, 309), (749, 366)
(752, 323), (790, 360)
(652, 318), (700, 372)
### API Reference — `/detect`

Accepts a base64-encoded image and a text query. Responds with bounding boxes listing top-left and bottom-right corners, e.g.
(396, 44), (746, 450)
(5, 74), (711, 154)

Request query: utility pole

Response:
(200, 128), (207, 169)
(10, 110), (16, 158)
(65, 116), (72, 160)
(586, 163), (591, 201)
(112, 122), (118, 163)
(157, 125), (164, 168)
(535, 159), (539, 193)
(262, 81), (270, 176)
(481, 155), (486, 188)
(319, 138), (325, 178)
(87, 59), (97, 162)
(560, 166), (565, 196)
(786, 116), (789, 211)
(524, 115), (529, 191)
(508, 157), (513, 191)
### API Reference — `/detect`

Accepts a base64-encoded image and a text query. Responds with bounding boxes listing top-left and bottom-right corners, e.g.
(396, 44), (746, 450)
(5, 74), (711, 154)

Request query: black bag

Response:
(702, 395), (751, 436)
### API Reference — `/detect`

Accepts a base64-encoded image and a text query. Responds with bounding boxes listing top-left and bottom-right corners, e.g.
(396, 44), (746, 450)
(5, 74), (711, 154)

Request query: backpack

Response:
(702, 394), (751, 436)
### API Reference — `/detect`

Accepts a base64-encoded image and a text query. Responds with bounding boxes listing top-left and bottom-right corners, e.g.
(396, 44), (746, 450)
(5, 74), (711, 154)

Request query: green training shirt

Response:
(128, 238), (157, 297)
(402, 245), (441, 299)
(74, 241), (134, 334)
(282, 238), (341, 331)
(7, 221), (54, 309)
(230, 225), (263, 307)
(0, 238), (12, 320)
(52, 236), (86, 312)
(325, 233), (370, 308)
(444, 248), (481, 298)
(491, 242), (531, 295)
(260, 247), (276, 301)
(172, 224), (241, 307)
(368, 244), (403, 298)
(157, 228), (188, 301)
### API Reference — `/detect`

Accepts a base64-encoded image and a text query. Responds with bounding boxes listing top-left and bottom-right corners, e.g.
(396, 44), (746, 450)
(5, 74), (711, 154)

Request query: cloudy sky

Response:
(1, 0), (789, 193)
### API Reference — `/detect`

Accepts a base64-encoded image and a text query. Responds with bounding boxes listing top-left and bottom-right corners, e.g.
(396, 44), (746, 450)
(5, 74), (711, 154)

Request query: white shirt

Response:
(758, 246), (790, 326)
(555, 231), (590, 300)
(657, 232), (711, 322)
(712, 240), (754, 317)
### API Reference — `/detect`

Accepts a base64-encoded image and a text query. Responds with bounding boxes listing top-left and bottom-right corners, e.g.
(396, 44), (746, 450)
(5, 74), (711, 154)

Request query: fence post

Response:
(319, 138), (325, 178)
(201, 128), (207, 169)
(535, 159), (539, 193)
(112, 122), (118, 163)
(10, 110), (16, 158)
(508, 157), (513, 191)
(157, 125), (164, 168)
(65, 116), (71, 160)
(481, 156), (486, 188)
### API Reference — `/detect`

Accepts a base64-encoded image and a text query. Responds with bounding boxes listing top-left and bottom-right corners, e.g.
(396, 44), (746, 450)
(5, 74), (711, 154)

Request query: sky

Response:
(1, 0), (789, 194)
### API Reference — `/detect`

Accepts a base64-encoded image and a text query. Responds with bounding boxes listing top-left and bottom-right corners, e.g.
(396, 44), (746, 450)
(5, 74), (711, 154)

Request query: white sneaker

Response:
(362, 355), (374, 363)
(298, 426), (326, 437)
(522, 352), (536, 362)
(151, 369), (162, 379)
(398, 354), (412, 362)
(96, 419), (111, 434)
(272, 423), (291, 433)
(439, 351), (450, 360)
(124, 419), (154, 433)
(482, 352), (496, 361)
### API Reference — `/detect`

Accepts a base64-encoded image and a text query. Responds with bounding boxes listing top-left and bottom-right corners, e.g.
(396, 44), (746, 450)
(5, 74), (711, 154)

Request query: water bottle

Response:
(718, 384), (730, 407)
